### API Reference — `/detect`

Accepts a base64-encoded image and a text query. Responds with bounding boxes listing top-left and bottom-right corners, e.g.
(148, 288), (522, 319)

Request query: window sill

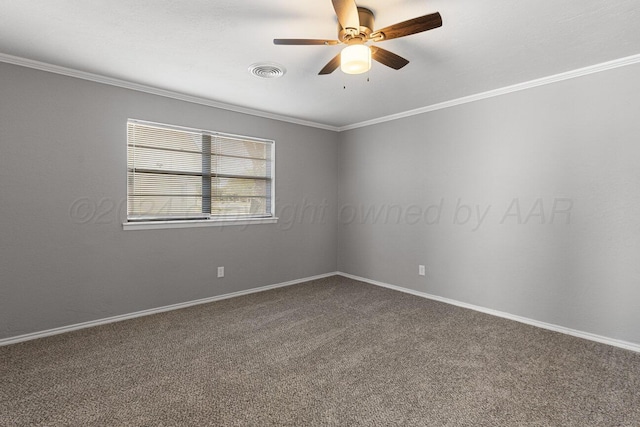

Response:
(122, 217), (278, 231)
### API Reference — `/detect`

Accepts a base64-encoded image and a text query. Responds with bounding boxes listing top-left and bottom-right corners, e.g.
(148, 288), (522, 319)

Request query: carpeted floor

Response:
(1, 276), (639, 426)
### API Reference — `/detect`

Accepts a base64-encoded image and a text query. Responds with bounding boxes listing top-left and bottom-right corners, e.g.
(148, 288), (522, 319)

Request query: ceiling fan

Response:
(273, 0), (442, 75)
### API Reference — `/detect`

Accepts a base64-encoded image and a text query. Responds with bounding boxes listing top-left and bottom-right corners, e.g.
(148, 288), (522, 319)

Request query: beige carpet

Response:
(1, 276), (639, 426)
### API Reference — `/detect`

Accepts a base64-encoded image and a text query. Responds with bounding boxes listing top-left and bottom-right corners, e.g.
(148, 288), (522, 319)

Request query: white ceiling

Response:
(1, 0), (639, 128)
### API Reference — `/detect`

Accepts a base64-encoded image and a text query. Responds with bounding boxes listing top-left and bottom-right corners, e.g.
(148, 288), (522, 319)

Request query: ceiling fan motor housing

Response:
(339, 7), (375, 43)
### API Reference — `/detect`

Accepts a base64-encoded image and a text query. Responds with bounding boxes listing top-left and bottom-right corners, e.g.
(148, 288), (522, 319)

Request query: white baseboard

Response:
(4, 271), (638, 353)
(337, 272), (640, 353)
(0, 272), (338, 347)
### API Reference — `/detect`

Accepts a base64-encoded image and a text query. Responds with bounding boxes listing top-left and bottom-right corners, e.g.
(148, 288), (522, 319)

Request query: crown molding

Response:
(2, 52), (640, 133)
(338, 53), (640, 132)
(0, 53), (340, 132)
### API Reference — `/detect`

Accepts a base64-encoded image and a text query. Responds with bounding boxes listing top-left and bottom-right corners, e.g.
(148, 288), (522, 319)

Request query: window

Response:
(126, 119), (275, 227)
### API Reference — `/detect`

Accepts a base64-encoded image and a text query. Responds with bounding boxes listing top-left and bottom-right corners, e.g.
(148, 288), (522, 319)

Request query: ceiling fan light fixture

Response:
(274, 1), (442, 75)
(340, 44), (371, 74)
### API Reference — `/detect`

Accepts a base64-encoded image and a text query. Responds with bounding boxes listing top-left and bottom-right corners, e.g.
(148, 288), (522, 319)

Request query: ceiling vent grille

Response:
(248, 63), (286, 79)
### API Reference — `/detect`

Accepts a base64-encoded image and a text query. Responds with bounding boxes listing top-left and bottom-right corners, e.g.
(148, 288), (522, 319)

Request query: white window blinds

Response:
(127, 120), (274, 221)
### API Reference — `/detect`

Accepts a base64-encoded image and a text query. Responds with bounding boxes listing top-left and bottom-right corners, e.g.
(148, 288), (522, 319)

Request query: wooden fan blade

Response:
(274, 39), (340, 46)
(370, 46), (409, 70)
(371, 12), (442, 41)
(319, 53), (341, 75)
(331, 0), (360, 32)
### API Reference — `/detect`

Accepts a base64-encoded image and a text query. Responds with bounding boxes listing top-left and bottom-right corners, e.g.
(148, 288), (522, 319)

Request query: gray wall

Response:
(3, 58), (640, 346)
(0, 62), (339, 339)
(338, 63), (640, 345)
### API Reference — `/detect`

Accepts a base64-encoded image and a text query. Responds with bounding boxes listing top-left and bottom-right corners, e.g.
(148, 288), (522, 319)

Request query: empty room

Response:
(1, 1), (639, 425)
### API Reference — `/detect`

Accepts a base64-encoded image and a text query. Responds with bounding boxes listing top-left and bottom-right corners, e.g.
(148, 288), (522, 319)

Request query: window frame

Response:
(123, 119), (277, 231)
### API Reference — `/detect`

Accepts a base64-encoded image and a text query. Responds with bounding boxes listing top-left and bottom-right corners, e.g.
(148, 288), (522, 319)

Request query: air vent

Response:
(248, 62), (286, 79)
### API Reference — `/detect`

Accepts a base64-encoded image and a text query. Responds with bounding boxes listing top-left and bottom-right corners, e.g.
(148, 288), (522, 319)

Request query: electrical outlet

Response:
(419, 265), (426, 276)
(217, 266), (224, 278)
